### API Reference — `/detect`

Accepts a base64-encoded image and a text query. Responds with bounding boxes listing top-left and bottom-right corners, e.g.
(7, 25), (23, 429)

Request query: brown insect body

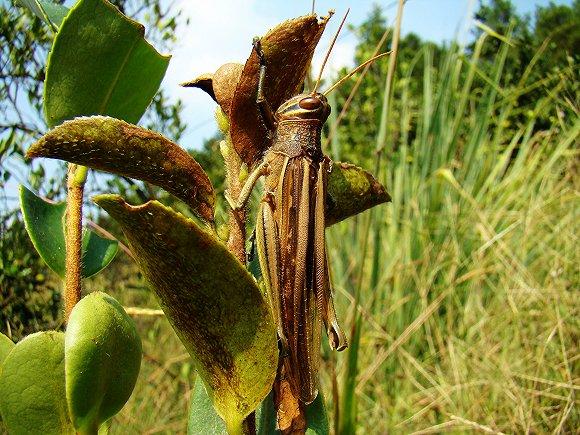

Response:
(255, 92), (348, 404)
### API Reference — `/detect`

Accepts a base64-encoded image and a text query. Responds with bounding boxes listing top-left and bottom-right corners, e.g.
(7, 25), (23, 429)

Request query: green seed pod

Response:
(65, 292), (142, 433)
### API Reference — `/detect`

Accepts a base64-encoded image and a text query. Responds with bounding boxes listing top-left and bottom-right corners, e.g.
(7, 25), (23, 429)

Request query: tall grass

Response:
(326, 24), (579, 434)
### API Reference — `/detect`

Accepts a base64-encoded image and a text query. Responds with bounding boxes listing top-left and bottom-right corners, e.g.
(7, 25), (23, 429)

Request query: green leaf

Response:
(0, 331), (75, 435)
(187, 380), (273, 435)
(94, 194), (278, 431)
(0, 334), (14, 421)
(0, 333), (15, 366)
(188, 379), (329, 435)
(326, 162), (391, 226)
(255, 392), (276, 435)
(82, 230), (119, 276)
(17, 0), (69, 29)
(19, 185), (118, 278)
(303, 392), (330, 434)
(27, 116), (215, 222)
(65, 291), (142, 433)
(44, 0), (170, 128)
(187, 379), (227, 435)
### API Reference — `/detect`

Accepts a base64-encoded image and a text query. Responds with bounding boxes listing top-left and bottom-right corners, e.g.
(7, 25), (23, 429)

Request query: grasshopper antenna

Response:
(323, 52), (390, 96)
(312, 8), (350, 94)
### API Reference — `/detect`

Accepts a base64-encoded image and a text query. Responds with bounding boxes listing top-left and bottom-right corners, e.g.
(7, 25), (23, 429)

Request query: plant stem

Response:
(225, 411), (255, 434)
(218, 110), (257, 434)
(64, 163), (86, 322)
(220, 130), (247, 264)
(375, 0), (405, 169)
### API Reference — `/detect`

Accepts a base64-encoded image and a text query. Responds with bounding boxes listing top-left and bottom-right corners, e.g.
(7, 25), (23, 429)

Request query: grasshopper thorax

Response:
(275, 92), (331, 123)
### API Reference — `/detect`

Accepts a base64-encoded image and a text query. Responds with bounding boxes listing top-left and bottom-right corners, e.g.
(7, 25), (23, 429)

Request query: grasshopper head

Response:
(275, 93), (331, 123)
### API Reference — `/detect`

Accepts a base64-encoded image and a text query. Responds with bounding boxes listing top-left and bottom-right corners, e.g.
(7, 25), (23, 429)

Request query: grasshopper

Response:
(227, 14), (386, 403)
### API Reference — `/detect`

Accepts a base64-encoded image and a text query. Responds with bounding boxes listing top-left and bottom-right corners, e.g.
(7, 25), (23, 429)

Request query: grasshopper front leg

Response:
(225, 159), (269, 210)
(253, 37), (276, 131)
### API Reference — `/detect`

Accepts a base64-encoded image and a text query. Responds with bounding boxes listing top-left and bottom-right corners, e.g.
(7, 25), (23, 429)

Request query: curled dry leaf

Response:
(229, 14), (330, 165)
(182, 63), (244, 117)
(326, 162), (391, 226)
(93, 194), (278, 430)
(182, 73), (215, 101)
(27, 116), (215, 222)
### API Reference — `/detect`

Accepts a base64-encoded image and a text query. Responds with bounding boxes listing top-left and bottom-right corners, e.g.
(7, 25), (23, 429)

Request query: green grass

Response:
(323, 30), (579, 433)
(79, 30), (578, 434)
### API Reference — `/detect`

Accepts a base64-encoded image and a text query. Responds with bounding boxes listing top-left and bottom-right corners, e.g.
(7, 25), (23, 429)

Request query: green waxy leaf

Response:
(65, 291), (142, 432)
(94, 194), (278, 430)
(27, 116), (215, 222)
(0, 334), (12, 423)
(188, 380), (228, 435)
(0, 333), (15, 367)
(326, 162), (391, 226)
(17, 0), (69, 29)
(44, 0), (170, 128)
(188, 380), (330, 435)
(19, 185), (118, 278)
(0, 331), (75, 435)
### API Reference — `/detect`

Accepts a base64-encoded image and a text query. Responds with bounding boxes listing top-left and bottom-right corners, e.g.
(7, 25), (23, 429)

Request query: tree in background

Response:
(330, 5), (442, 164)
(0, 0), (187, 339)
(332, 0), (578, 166)
(473, 0), (579, 130)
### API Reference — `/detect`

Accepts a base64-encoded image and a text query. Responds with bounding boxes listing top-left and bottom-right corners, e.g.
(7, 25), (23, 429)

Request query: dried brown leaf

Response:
(230, 14), (330, 165)
(181, 73), (216, 101)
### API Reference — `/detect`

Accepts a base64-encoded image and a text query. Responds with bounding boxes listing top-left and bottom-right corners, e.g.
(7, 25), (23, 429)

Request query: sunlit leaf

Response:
(0, 331), (75, 435)
(94, 195), (278, 430)
(326, 162), (391, 226)
(44, 0), (170, 128)
(0, 333), (13, 423)
(27, 116), (215, 222)
(0, 333), (14, 366)
(19, 185), (118, 278)
(65, 292), (142, 432)
(17, 0), (69, 29)
(230, 14), (330, 164)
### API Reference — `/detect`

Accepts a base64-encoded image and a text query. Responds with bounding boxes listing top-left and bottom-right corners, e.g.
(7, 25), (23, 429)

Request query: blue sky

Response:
(166, 0), (572, 148)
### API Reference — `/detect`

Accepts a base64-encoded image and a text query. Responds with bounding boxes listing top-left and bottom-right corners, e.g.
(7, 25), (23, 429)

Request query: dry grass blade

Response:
(356, 290), (449, 391)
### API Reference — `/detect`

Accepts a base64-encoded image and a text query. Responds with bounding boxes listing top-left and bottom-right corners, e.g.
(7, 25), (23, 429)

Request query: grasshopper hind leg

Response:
(314, 160), (348, 352)
(322, 256), (348, 351)
(256, 198), (289, 353)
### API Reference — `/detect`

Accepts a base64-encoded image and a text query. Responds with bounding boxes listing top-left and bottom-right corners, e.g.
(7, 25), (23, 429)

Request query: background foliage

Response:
(1, 0), (578, 433)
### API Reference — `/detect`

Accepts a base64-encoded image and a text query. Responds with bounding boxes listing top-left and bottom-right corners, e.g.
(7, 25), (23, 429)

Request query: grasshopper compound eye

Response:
(299, 97), (322, 110)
